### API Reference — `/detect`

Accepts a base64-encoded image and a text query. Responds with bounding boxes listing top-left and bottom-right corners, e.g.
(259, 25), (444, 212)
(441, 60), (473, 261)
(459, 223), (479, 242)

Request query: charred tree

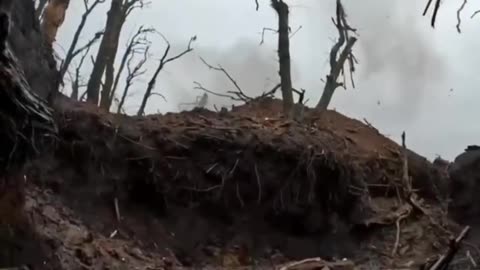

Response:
(86, 0), (144, 107)
(59, 0), (105, 79)
(137, 35), (195, 116)
(117, 45), (149, 113)
(271, 0), (294, 118)
(316, 0), (357, 111)
(41, 0), (70, 46)
(108, 26), (154, 111)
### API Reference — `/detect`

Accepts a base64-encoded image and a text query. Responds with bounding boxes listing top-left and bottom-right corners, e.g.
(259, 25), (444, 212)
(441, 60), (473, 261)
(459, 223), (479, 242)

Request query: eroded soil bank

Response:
(7, 97), (472, 269)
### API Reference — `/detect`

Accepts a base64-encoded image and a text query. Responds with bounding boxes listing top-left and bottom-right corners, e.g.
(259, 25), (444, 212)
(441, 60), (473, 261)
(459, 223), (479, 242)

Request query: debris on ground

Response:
(5, 96), (473, 269)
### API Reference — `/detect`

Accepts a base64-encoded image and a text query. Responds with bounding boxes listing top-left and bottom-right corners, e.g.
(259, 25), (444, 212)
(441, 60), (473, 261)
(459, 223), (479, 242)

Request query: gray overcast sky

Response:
(56, 0), (480, 161)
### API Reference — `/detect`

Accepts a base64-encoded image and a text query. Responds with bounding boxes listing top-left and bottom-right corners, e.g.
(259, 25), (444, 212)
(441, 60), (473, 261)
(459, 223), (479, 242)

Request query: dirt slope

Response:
(15, 97), (476, 269)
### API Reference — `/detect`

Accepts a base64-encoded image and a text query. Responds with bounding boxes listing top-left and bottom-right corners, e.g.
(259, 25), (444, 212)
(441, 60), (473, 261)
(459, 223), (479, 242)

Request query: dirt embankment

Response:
(11, 97), (471, 269)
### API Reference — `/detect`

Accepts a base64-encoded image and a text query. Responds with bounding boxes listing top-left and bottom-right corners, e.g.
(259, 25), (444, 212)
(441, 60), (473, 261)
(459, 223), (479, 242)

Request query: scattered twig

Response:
(391, 211), (410, 256)
(254, 163), (262, 204)
(229, 158), (239, 176)
(109, 229), (118, 238)
(181, 184), (222, 192)
(236, 181), (245, 208)
(428, 226), (470, 270)
(466, 250), (477, 267)
(279, 257), (354, 270)
(114, 197), (121, 222)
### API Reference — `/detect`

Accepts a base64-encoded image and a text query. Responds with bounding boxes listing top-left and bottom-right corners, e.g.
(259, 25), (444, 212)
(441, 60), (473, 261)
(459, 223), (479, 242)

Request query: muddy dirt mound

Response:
(22, 97), (473, 269)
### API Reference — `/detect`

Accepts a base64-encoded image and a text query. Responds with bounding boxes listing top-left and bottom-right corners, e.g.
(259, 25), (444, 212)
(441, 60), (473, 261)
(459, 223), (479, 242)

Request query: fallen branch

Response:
(428, 226), (470, 270)
(279, 257), (355, 270)
(114, 197), (121, 222)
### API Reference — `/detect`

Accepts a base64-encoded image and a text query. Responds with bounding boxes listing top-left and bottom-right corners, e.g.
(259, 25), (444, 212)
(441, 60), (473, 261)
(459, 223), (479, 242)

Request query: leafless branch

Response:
(472, 10), (480, 18)
(70, 44), (92, 100)
(149, 92), (167, 102)
(423, 0), (442, 28)
(456, 0), (468, 33)
(59, 0), (106, 79)
(124, 0), (150, 18)
(136, 35), (196, 116)
(289, 25), (303, 39)
(255, 0), (259, 10)
(109, 25), (155, 109)
(193, 81), (245, 101)
(260, 83), (281, 97)
(259, 27), (278, 45)
(70, 31), (104, 61)
(117, 45), (149, 113)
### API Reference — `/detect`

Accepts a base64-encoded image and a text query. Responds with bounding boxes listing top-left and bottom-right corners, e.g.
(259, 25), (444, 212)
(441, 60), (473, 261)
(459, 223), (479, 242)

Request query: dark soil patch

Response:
(22, 97), (466, 269)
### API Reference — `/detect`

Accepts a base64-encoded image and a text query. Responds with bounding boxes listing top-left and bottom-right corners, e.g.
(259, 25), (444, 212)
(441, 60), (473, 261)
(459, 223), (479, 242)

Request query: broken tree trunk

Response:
(316, 0), (357, 111)
(316, 37), (356, 110)
(271, 0), (294, 118)
(86, 0), (123, 105)
(40, 0), (70, 46)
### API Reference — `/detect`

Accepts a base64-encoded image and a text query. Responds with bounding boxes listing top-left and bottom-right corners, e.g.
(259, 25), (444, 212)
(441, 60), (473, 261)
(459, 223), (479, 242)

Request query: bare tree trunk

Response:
(85, 0), (122, 105)
(41, 0), (70, 46)
(316, 0), (357, 111)
(271, 0), (294, 118)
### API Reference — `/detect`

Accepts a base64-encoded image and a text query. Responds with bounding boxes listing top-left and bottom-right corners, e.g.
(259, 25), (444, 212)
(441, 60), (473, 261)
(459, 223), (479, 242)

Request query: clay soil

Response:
(2, 97), (478, 269)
